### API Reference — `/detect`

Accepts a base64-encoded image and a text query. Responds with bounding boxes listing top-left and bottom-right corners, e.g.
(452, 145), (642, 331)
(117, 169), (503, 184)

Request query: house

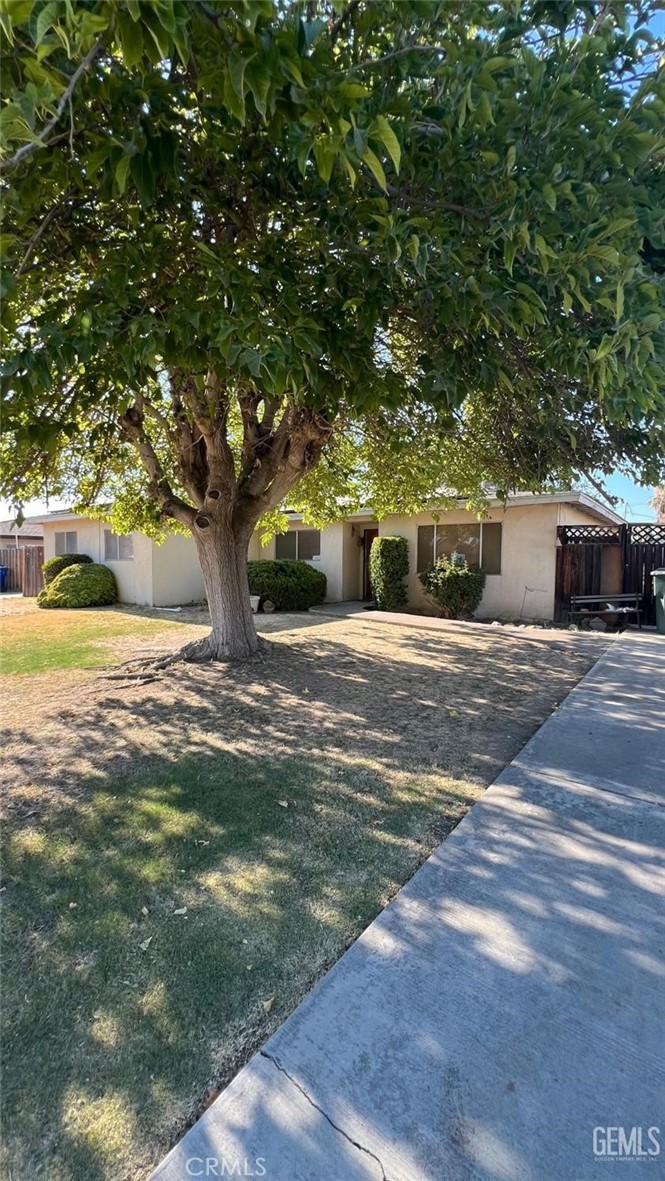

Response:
(35, 491), (623, 621)
(262, 491), (624, 620)
(0, 517), (44, 547)
(38, 511), (206, 607)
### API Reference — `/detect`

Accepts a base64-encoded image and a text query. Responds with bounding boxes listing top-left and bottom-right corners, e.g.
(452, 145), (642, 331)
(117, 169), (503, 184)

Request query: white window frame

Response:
(104, 530), (134, 561)
(54, 530), (78, 555)
(275, 528), (321, 561)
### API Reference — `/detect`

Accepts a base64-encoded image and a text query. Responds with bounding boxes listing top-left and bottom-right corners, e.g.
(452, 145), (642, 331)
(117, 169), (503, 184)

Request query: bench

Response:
(568, 592), (642, 629)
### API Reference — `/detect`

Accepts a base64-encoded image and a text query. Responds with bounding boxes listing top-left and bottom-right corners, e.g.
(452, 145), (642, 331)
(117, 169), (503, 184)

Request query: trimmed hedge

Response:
(38, 562), (118, 609)
(42, 552), (93, 586)
(419, 553), (486, 619)
(369, 535), (409, 611)
(246, 559), (326, 611)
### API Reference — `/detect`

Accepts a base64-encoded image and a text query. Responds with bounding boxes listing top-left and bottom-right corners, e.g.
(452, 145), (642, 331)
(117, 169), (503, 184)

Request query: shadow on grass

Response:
(1, 621), (606, 1180)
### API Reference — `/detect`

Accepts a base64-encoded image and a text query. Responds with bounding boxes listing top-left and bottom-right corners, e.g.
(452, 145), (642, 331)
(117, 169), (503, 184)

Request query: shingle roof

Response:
(0, 518), (44, 539)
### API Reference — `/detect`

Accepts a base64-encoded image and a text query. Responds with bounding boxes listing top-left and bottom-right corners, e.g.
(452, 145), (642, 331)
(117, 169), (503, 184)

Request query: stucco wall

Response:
(379, 503), (619, 620)
(150, 534), (206, 606)
(378, 505), (562, 620)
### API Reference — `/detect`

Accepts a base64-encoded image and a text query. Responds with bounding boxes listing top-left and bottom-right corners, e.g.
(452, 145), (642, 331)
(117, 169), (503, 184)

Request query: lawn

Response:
(0, 602), (183, 675)
(0, 603), (608, 1180)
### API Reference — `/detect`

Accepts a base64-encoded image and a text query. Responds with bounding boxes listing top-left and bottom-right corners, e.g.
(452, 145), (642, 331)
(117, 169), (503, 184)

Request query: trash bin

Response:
(0, 566), (8, 593)
(651, 568), (665, 635)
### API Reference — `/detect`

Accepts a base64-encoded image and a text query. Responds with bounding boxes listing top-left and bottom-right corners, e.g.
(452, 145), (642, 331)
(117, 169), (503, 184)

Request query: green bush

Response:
(246, 559), (326, 611)
(38, 562), (118, 609)
(419, 553), (486, 619)
(42, 552), (93, 586)
(369, 535), (409, 611)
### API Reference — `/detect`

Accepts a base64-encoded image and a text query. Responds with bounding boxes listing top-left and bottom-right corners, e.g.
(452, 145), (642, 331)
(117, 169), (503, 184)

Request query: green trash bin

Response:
(651, 568), (665, 634)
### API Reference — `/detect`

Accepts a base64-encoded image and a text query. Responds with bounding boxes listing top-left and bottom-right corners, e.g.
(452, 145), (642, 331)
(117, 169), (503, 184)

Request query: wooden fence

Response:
(555, 523), (665, 626)
(0, 546), (44, 596)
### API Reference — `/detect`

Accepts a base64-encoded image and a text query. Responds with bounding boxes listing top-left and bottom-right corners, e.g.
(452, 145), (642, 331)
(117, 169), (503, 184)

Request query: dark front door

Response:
(362, 528), (379, 600)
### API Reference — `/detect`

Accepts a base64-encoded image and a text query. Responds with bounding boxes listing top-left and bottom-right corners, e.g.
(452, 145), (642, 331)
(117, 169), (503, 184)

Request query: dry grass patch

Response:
(1, 607), (608, 1181)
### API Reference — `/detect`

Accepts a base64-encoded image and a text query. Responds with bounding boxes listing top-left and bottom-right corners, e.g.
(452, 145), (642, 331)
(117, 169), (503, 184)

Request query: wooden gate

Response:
(20, 546), (44, 597)
(624, 523), (665, 627)
(0, 545), (44, 596)
(555, 523), (665, 626)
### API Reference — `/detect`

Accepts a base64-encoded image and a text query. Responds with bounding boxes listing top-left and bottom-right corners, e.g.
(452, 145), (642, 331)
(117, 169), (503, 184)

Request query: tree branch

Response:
(350, 44), (447, 72)
(384, 179), (486, 219)
(16, 191), (75, 277)
(119, 404), (196, 527)
(0, 38), (105, 174)
(330, 0), (361, 43)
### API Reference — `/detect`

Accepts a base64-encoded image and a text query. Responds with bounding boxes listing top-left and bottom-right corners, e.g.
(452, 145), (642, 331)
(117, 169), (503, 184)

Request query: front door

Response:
(362, 528), (379, 600)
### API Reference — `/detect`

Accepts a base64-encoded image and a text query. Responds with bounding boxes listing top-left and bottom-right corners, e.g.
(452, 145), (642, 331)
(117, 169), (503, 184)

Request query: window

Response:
(436, 524), (480, 567)
(104, 530), (134, 561)
(295, 529), (321, 560)
(275, 528), (321, 561)
(416, 522), (502, 575)
(54, 530), (78, 555)
(481, 522), (502, 575)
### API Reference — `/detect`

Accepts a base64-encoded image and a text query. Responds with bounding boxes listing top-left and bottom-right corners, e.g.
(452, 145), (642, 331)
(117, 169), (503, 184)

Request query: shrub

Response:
(419, 552), (486, 619)
(38, 562), (118, 609)
(42, 552), (93, 586)
(369, 535), (409, 611)
(246, 559), (326, 611)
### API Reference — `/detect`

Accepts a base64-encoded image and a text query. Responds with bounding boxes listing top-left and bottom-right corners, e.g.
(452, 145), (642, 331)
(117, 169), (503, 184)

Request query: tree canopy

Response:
(1, 0), (664, 655)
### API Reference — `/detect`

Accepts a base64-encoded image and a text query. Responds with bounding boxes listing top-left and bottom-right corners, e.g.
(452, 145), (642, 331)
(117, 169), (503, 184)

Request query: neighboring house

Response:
(35, 491), (623, 620)
(0, 518), (44, 547)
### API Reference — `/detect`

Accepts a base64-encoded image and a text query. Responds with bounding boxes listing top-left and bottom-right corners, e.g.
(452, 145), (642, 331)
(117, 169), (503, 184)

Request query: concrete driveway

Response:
(152, 632), (665, 1181)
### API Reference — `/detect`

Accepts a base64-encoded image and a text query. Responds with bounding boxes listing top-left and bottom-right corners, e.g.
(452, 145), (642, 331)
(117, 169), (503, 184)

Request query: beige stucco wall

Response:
(378, 504), (558, 620)
(379, 502), (618, 620)
(42, 518), (154, 605)
(150, 534), (206, 606)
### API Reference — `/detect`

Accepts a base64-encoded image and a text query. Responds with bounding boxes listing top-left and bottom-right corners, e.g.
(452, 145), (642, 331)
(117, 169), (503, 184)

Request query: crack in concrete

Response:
(260, 1050), (391, 1181)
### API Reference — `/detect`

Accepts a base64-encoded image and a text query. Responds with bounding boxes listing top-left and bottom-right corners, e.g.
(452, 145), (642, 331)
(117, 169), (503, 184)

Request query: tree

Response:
(1, 0), (664, 659)
(650, 487), (665, 521)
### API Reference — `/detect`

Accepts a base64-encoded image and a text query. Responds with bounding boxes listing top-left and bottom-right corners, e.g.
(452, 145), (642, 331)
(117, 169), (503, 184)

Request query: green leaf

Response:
(229, 47), (254, 99)
(338, 82), (371, 100)
(506, 144), (516, 173)
(616, 282), (624, 323)
(595, 335), (614, 360)
(118, 13), (144, 69)
(503, 240), (516, 276)
(115, 154), (131, 195)
(407, 234), (419, 263)
(313, 137), (336, 184)
(362, 146), (386, 192)
(224, 53), (248, 124)
(35, 1), (58, 46)
(340, 153), (356, 187)
(372, 115), (401, 173)
(246, 61), (270, 119)
(542, 183), (556, 211)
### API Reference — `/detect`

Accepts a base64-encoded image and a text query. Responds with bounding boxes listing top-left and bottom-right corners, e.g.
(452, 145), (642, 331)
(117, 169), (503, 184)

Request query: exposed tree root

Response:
(101, 633), (272, 683)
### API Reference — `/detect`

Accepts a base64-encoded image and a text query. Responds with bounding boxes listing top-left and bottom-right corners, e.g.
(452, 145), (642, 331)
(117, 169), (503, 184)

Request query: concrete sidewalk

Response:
(152, 633), (665, 1181)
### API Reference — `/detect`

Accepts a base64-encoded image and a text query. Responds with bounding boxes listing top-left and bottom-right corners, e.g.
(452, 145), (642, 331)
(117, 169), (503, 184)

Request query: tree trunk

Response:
(193, 518), (260, 661)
